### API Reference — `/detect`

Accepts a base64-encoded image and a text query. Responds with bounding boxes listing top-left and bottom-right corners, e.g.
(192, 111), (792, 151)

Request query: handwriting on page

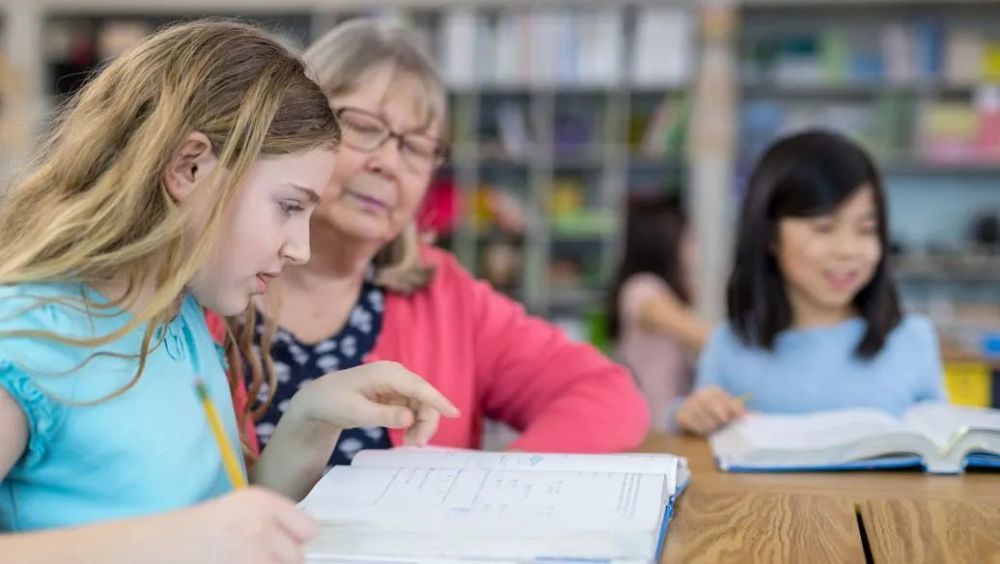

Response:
(302, 466), (666, 533)
(351, 448), (680, 476)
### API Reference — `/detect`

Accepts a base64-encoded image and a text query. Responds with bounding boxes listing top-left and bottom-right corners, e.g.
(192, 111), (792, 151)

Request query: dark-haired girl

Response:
(675, 130), (946, 436)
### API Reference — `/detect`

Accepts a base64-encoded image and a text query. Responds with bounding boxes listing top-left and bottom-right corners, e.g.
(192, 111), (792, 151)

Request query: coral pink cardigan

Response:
(216, 246), (650, 454)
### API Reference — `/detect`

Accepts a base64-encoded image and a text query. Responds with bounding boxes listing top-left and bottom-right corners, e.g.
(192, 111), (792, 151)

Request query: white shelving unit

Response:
(6, 0), (993, 359)
(0, 0), (719, 338)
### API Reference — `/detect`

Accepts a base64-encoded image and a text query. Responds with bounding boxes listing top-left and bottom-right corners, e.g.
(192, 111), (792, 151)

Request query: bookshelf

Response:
(0, 0), (702, 331)
(0, 1), (993, 387)
(423, 3), (699, 320)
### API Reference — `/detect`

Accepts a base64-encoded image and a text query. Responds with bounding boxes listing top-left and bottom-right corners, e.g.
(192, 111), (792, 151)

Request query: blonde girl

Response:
(0, 20), (456, 563)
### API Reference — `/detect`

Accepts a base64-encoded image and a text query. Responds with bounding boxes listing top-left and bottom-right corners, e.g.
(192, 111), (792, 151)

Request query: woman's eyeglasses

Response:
(334, 106), (448, 172)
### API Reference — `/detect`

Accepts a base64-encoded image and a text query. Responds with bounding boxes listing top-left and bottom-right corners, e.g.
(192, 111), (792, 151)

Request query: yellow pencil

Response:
(194, 378), (247, 490)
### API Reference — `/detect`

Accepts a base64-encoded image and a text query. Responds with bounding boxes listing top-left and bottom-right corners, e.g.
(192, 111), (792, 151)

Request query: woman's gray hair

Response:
(305, 19), (447, 293)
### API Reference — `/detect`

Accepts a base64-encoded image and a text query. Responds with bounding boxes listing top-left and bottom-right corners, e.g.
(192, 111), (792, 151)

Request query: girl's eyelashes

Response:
(279, 199), (304, 215)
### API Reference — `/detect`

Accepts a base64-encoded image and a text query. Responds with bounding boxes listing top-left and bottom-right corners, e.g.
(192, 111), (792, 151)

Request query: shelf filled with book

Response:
(43, 13), (312, 100)
(0, 0), (703, 329)
(742, 83), (982, 98)
(883, 161), (1000, 177)
(430, 2), (697, 318)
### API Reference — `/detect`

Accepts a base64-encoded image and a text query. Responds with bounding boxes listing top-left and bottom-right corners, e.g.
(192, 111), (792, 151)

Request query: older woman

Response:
(221, 19), (649, 466)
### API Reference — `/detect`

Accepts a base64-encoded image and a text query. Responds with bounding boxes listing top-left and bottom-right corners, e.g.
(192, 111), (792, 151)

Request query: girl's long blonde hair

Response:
(0, 20), (340, 450)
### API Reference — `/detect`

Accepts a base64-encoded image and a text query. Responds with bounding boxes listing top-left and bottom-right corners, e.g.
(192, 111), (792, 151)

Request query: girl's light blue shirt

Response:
(0, 282), (242, 531)
(696, 315), (947, 416)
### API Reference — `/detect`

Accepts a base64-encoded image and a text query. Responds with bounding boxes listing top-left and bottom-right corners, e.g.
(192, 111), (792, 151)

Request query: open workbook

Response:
(299, 448), (690, 563)
(711, 402), (1000, 474)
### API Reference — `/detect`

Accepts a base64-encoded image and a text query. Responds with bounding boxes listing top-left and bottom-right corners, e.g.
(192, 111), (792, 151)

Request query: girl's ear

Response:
(163, 131), (217, 202)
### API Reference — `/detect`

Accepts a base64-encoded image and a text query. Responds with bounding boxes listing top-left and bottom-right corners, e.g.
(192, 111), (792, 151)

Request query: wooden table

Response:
(860, 498), (1000, 563)
(641, 433), (1000, 563)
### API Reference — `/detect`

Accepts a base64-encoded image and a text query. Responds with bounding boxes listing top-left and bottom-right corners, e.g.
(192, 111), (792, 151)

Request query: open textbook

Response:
(299, 448), (690, 563)
(711, 402), (1000, 474)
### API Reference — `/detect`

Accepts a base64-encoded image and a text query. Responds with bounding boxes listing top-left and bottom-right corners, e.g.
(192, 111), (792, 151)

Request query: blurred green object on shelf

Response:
(551, 211), (616, 238)
(584, 308), (610, 353)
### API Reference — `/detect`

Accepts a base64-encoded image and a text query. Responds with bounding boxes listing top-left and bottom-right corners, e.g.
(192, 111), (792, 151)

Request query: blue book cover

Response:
(652, 470), (690, 562)
(966, 453), (1000, 470)
(720, 455), (924, 473)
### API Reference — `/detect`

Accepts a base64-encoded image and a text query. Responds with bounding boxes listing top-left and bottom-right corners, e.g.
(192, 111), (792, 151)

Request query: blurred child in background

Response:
(609, 194), (711, 431)
(675, 130), (945, 436)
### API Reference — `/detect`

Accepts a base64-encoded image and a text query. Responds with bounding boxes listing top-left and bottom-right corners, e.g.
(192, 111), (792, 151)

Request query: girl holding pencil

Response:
(0, 20), (456, 563)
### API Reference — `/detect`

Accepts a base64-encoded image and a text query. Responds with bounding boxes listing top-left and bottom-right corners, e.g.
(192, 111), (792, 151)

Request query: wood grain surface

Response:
(661, 484), (865, 563)
(860, 498), (1000, 564)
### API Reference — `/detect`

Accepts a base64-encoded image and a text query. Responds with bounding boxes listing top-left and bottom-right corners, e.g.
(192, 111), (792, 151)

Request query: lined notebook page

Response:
(300, 465), (667, 533)
(350, 448), (682, 492)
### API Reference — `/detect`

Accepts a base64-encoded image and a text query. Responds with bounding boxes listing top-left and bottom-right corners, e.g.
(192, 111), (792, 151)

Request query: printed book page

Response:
(903, 403), (1000, 450)
(711, 409), (904, 457)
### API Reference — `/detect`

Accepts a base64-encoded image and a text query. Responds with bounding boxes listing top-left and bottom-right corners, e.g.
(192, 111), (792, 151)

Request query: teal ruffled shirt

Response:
(0, 283), (242, 532)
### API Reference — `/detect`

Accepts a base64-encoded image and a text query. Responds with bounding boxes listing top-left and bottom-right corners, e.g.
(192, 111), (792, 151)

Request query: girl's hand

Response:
(675, 386), (746, 436)
(292, 361), (460, 445)
(170, 487), (315, 564)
